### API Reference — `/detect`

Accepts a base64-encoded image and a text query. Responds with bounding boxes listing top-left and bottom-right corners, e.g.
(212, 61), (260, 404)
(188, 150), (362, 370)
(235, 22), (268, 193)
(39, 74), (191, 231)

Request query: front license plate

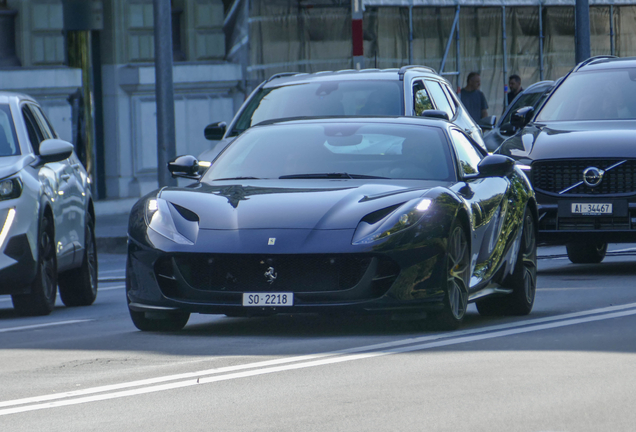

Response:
(571, 203), (613, 215)
(242, 293), (294, 307)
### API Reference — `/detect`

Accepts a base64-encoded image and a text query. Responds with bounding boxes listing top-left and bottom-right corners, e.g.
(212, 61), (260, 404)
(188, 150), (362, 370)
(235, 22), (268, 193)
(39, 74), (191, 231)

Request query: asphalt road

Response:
(1, 246), (635, 431)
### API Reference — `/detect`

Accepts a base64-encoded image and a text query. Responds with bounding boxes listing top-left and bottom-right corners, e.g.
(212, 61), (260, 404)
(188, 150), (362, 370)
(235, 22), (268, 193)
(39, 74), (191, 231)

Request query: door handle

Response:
(61, 174), (71, 181)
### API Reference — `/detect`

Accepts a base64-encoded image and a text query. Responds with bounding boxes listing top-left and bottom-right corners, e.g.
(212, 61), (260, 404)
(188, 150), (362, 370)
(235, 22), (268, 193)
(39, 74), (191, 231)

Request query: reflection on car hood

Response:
(0, 155), (36, 179)
(498, 120), (636, 160)
(159, 180), (444, 230)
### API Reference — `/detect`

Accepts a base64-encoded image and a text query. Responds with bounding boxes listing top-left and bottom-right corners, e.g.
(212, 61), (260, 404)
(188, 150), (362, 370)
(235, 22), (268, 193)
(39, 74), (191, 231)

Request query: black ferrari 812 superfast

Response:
(126, 117), (538, 331)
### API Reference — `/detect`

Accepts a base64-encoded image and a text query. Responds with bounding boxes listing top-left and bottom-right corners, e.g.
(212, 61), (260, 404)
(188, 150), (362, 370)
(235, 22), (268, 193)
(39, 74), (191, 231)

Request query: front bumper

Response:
(0, 204), (38, 295)
(536, 192), (636, 245)
(126, 228), (448, 317)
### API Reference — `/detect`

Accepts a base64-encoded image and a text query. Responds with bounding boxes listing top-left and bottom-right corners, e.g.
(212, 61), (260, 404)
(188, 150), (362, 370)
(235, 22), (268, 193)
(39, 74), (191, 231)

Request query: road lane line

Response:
(2, 306), (636, 417)
(0, 320), (93, 334)
(99, 285), (125, 291)
(2, 302), (636, 414)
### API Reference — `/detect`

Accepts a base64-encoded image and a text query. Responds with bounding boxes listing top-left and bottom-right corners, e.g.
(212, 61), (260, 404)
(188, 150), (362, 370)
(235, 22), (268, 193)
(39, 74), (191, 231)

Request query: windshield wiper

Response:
(279, 173), (388, 179)
(212, 176), (263, 181)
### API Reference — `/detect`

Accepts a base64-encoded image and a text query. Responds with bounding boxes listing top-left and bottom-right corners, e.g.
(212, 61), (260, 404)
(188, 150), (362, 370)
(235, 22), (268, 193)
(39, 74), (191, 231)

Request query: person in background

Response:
(508, 74), (523, 105)
(460, 72), (488, 121)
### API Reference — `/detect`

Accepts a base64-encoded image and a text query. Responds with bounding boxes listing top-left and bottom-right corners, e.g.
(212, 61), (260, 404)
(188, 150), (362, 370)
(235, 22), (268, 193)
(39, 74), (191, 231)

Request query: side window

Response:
(413, 81), (433, 116)
(30, 105), (57, 139)
(450, 129), (483, 176)
(440, 83), (458, 116)
(22, 106), (45, 155)
(426, 80), (455, 119)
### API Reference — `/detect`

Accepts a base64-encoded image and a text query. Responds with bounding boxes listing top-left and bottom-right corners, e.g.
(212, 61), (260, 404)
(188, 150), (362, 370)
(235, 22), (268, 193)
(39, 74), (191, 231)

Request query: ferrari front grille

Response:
(154, 254), (400, 297)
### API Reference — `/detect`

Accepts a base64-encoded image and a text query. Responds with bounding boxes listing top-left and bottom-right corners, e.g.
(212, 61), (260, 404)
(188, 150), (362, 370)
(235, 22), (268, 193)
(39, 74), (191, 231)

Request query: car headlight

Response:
(0, 177), (22, 201)
(353, 198), (433, 245)
(145, 198), (195, 245)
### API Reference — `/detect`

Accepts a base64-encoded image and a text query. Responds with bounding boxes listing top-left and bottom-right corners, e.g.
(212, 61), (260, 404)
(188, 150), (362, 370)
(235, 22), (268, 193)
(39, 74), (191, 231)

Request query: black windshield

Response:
(204, 122), (454, 183)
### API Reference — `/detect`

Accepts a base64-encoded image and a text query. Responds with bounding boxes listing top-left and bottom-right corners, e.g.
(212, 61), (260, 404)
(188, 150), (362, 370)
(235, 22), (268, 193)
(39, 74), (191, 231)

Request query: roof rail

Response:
(266, 72), (300, 83)
(398, 65), (438, 80)
(573, 55), (618, 72)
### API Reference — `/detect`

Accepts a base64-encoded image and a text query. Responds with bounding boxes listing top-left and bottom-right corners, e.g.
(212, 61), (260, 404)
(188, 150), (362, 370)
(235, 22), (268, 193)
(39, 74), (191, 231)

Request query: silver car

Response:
(0, 92), (97, 316)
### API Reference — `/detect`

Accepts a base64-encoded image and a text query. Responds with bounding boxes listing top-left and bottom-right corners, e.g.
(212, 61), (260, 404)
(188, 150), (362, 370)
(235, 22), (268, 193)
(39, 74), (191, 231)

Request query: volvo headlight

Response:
(0, 177), (22, 201)
(145, 198), (195, 245)
(353, 198), (433, 245)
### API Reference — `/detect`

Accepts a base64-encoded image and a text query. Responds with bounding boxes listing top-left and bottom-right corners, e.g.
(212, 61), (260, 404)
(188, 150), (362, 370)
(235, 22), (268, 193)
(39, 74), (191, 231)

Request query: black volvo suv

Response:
(497, 56), (636, 264)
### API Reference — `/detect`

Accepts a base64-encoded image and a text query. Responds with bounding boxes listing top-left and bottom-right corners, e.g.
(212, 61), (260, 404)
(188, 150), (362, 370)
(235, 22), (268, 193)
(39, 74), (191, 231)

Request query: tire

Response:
(128, 307), (190, 332)
(126, 260), (190, 331)
(12, 216), (58, 316)
(476, 208), (537, 316)
(430, 219), (470, 330)
(59, 213), (98, 306)
(566, 242), (607, 264)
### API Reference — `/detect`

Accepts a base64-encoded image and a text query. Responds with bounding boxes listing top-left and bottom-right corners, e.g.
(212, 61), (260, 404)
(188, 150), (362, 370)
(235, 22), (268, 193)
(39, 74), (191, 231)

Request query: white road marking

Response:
(0, 320), (93, 334)
(99, 285), (125, 292)
(1, 302), (636, 416)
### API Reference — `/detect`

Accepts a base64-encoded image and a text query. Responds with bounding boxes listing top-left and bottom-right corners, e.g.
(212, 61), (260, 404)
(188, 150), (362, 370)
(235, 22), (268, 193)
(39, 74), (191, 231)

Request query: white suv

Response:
(200, 66), (485, 163)
(0, 92), (96, 316)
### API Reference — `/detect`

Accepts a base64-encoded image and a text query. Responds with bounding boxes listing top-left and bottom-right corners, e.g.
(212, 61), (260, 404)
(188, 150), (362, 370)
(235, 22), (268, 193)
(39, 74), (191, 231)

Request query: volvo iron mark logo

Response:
(583, 167), (604, 187)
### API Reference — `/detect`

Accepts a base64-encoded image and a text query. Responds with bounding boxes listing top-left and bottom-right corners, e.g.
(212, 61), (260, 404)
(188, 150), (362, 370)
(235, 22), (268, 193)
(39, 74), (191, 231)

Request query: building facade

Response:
(0, 0), (243, 200)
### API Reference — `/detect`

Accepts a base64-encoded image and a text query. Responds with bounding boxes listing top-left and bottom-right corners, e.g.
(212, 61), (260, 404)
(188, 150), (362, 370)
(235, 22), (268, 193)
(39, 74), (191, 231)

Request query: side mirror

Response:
(477, 115), (496, 130)
(510, 106), (534, 129)
(39, 139), (74, 163)
(420, 110), (449, 121)
(499, 123), (517, 136)
(464, 155), (515, 180)
(204, 121), (227, 141)
(168, 155), (201, 179)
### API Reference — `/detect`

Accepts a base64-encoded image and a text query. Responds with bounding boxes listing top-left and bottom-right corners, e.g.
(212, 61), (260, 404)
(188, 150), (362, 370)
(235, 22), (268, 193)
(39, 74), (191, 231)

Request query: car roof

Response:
(522, 80), (555, 93)
(251, 115), (452, 130)
(576, 56), (636, 72)
(0, 91), (37, 105)
(261, 67), (441, 88)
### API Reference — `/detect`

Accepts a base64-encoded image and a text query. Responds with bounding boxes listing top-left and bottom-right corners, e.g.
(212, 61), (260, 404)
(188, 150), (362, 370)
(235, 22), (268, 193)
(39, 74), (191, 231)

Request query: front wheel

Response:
(128, 307), (190, 332)
(477, 207), (537, 316)
(430, 219), (470, 330)
(566, 242), (607, 264)
(12, 216), (57, 316)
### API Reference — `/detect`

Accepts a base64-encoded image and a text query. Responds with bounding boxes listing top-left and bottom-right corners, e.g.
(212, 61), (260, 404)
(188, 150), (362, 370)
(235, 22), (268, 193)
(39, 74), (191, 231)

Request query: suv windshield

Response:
(230, 80), (403, 136)
(537, 69), (636, 121)
(205, 122), (453, 182)
(0, 104), (20, 156)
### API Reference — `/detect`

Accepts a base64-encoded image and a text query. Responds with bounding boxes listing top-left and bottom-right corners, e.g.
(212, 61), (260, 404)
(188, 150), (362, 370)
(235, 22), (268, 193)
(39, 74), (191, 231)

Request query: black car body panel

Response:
(128, 117), (535, 323)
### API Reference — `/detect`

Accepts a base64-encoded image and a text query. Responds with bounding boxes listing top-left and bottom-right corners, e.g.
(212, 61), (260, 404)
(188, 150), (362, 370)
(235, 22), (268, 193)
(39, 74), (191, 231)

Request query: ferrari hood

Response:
(500, 120), (636, 160)
(159, 180), (442, 230)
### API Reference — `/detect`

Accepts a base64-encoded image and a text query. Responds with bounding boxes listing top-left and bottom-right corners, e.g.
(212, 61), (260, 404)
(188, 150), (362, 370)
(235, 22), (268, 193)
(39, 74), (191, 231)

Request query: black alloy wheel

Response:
(476, 207), (537, 316)
(432, 219), (470, 330)
(12, 216), (57, 316)
(565, 242), (607, 264)
(59, 213), (98, 306)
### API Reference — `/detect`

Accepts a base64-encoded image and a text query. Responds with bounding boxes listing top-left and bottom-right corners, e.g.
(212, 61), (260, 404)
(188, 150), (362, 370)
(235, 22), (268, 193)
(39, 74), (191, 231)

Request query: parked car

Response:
(126, 116), (537, 332)
(483, 80), (556, 152)
(0, 92), (97, 316)
(199, 66), (487, 165)
(496, 55), (636, 264)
